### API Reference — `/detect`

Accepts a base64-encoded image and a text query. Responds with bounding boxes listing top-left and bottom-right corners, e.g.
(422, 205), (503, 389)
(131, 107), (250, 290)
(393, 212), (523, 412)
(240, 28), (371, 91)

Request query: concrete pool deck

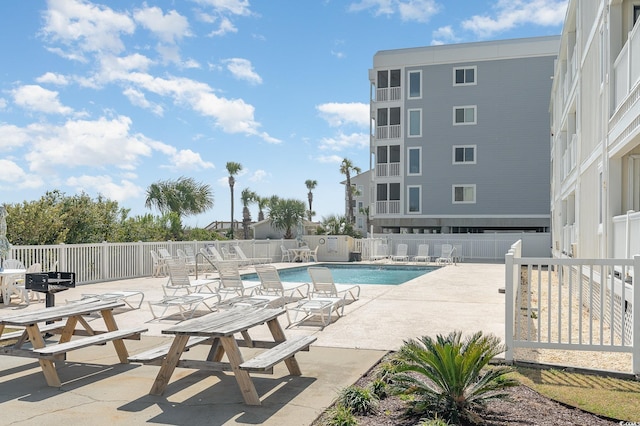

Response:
(0, 261), (507, 425)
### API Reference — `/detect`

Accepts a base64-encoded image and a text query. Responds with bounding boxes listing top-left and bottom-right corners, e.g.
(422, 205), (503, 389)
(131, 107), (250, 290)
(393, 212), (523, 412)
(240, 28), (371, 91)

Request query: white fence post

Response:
(504, 248), (515, 362)
(633, 255), (640, 375)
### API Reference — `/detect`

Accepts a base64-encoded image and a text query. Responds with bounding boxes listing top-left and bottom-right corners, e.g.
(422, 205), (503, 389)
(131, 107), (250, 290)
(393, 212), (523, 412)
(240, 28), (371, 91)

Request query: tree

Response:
(339, 158), (361, 224)
(240, 188), (256, 239)
(321, 214), (359, 237)
(256, 195), (269, 222)
(226, 162), (242, 239)
(268, 198), (306, 239)
(305, 179), (318, 221)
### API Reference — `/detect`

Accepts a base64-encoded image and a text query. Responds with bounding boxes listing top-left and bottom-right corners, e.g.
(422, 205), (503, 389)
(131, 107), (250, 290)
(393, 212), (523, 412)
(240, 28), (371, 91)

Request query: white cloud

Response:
(0, 98), (7, 110)
(0, 124), (30, 150)
(319, 132), (369, 151)
(223, 58), (263, 85)
(249, 169), (268, 182)
(348, 0), (394, 16)
(0, 159), (45, 189)
(133, 6), (191, 43)
(11, 85), (73, 115)
(36, 72), (70, 85)
(432, 25), (460, 45)
(41, 0), (135, 55)
(208, 17), (238, 37)
(349, 0), (439, 22)
(462, 0), (567, 38)
(123, 87), (164, 116)
(65, 174), (143, 201)
(167, 149), (215, 171)
(192, 0), (252, 16)
(317, 154), (344, 164)
(317, 102), (369, 127)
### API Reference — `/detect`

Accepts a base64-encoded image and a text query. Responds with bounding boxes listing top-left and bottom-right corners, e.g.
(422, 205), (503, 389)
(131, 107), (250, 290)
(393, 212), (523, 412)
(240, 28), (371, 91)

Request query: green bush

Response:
(324, 404), (357, 426)
(337, 385), (379, 415)
(369, 378), (388, 400)
(391, 330), (518, 424)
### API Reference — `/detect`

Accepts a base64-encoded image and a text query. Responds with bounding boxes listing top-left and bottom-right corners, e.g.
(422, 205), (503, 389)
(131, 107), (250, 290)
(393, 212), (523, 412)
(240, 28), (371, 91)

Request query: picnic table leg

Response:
(219, 335), (260, 405)
(150, 334), (189, 395)
(25, 325), (62, 387)
(266, 318), (302, 376)
(101, 309), (129, 363)
(206, 338), (224, 362)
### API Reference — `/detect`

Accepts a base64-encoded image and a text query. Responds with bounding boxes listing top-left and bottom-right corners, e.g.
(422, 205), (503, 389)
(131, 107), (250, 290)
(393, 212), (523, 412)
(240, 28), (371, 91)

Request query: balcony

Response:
(562, 134), (577, 179)
(375, 162), (400, 177)
(376, 87), (401, 102)
(376, 125), (401, 140)
(613, 20), (640, 112)
(376, 200), (400, 215)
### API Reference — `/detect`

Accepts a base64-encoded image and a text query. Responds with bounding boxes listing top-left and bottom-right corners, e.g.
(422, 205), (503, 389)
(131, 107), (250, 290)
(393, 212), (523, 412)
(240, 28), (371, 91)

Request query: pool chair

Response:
(78, 290), (146, 310)
(307, 266), (360, 304)
(280, 245), (293, 262)
(412, 244), (431, 263)
(254, 264), (309, 304)
(391, 244), (409, 262)
(164, 258), (218, 296)
(233, 245), (271, 265)
(436, 244), (455, 265)
(215, 261), (264, 301)
(370, 243), (389, 261)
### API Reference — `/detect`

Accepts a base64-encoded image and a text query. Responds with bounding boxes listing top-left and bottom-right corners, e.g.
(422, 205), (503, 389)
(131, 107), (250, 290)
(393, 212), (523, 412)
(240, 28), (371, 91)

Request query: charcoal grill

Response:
(26, 272), (76, 307)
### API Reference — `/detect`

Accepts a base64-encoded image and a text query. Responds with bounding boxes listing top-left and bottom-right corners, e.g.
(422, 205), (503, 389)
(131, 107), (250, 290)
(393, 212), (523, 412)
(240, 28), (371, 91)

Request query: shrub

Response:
(391, 330), (518, 424)
(324, 404), (357, 426)
(369, 378), (388, 399)
(337, 385), (379, 415)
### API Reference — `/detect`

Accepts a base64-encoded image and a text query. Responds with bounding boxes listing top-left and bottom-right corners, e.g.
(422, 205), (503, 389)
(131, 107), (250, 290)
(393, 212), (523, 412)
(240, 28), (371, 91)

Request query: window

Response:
(377, 107), (401, 126)
(377, 145), (401, 176)
(408, 70), (421, 98)
(453, 106), (476, 125)
(408, 109), (421, 137)
(408, 186), (421, 213)
(452, 185), (476, 204)
(377, 69), (401, 88)
(453, 66), (476, 85)
(453, 145), (476, 164)
(408, 147), (421, 175)
(635, 5), (640, 27)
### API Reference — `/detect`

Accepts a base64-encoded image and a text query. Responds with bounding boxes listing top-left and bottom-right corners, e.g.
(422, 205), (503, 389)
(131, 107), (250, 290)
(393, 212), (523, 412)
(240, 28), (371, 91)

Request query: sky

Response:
(0, 0), (567, 228)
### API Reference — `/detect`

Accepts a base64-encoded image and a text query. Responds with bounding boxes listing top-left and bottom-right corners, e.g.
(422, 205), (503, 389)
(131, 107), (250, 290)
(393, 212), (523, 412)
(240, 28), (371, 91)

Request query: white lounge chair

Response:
(280, 245), (292, 262)
(254, 264), (309, 304)
(164, 258), (217, 296)
(215, 261), (262, 301)
(307, 266), (360, 304)
(370, 243), (389, 261)
(412, 244), (431, 263)
(177, 249), (196, 274)
(233, 245), (271, 265)
(436, 244), (454, 265)
(150, 249), (167, 277)
(79, 290), (146, 309)
(148, 293), (220, 321)
(391, 244), (409, 261)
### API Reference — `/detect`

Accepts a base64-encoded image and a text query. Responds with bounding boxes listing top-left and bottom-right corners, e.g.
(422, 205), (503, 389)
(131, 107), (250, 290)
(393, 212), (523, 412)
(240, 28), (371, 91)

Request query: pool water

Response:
(242, 264), (436, 285)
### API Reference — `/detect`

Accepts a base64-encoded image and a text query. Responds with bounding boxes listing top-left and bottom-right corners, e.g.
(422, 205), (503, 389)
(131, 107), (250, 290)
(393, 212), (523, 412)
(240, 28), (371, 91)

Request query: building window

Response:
(453, 106), (476, 125)
(408, 186), (421, 213)
(377, 69), (401, 88)
(377, 145), (401, 177)
(408, 109), (421, 137)
(408, 147), (421, 175)
(452, 185), (476, 204)
(453, 145), (476, 164)
(453, 66), (476, 86)
(377, 107), (401, 138)
(408, 70), (421, 98)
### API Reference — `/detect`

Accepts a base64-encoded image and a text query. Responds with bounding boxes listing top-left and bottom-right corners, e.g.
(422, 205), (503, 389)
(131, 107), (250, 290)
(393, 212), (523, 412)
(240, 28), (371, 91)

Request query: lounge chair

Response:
(307, 266), (360, 303)
(79, 290), (146, 310)
(391, 244), (409, 261)
(164, 258), (217, 296)
(307, 246), (319, 262)
(453, 244), (464, 264)
(215, 261), (262, 301)
(150, 249), (167, 277)
(370, 243), (389, 261)
(205, 245), (244, 267)
(280, 245), (292, 262)
(233, 245), (271, 265)
(254, 264), (309, 304)
(436, 244), (454, 265)
(148, 293), (220, 321)
(412, 244), (431, 263)
(176, 249), (196, 274)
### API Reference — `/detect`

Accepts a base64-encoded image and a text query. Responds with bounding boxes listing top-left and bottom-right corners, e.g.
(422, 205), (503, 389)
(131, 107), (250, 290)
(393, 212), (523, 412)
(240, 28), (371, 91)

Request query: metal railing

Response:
(505, 240), (640, 374)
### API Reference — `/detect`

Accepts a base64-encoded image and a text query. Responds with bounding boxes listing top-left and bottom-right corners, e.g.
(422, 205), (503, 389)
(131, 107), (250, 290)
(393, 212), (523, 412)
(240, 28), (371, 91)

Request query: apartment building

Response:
(368, 36), (560, 234)
(550, 0), (640, 259)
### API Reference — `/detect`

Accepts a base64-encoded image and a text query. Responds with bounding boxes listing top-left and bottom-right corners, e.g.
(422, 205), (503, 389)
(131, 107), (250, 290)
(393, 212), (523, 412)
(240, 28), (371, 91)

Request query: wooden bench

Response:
(128, 336), (210, 364)
(239, 335), (317, 373)
(32, 327), (148, 357)
(0, 323), (64, 342)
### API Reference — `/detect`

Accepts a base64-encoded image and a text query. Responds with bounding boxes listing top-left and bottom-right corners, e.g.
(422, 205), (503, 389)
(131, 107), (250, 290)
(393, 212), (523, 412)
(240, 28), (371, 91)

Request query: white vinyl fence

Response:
(505, 240), (640, 374)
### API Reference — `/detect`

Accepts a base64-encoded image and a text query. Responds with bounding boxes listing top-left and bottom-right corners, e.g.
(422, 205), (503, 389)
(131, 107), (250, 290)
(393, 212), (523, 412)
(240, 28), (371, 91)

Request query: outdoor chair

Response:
(307, 266), (360, 304)
(280, 245), (292, 262)
(307, 246), (319, 262)
(150, 250), (167, 277)
(13, 262), (42, 305)
(254, 264), (309, 304)
(412, 244), (431, 263)
(164, 258), (217, 296)
(233, 245), (271, 265)
(215, 261), (262, 301)
(370, 243), (389, 261)
(391, 244), (409, 261)
(436, 244), (454, 265)
(176, 249), (196, 274)
(78, 290), (146, 310)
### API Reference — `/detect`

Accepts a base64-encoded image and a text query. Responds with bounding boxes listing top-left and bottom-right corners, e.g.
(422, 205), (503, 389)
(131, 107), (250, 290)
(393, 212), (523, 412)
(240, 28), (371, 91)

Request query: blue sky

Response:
(0, 0), (567, 228)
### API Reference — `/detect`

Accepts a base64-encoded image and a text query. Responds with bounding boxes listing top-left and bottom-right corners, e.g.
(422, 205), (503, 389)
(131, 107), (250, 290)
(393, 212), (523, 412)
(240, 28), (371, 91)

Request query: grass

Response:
(513, 366), (640, 422)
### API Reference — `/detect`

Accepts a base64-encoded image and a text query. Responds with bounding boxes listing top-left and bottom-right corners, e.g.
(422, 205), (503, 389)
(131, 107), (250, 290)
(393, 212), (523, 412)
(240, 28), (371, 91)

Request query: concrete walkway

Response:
(0, 262), (506, 425)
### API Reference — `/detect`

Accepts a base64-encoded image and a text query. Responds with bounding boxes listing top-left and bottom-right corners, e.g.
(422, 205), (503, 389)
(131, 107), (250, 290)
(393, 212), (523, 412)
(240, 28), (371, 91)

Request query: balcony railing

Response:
(375, 162), (400, 177)
(376, 87), (401, 102)
(376, 125), (401, 140)
(375, 200), (401, 215)
(613, 19), (640, 111)
(562, 134), (577, 179)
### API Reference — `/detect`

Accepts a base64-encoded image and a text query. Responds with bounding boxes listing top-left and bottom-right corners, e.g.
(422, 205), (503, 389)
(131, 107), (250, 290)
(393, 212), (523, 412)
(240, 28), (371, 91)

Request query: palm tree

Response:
(240, 188), (256, 239)
(256, 195), (269, 222)
(391, 330), (518, 424)
(304, 179), (317, 221)
(226, 162), (242, 239)
(339, 158), (361, 224)
(268, 198), (306, 239)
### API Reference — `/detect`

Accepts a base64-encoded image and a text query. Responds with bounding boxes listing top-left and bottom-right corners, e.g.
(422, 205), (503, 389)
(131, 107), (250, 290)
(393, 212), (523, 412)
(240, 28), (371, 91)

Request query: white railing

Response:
(375, 86), (401, 102)
(376, 125), (401, 140)
(562, 134), (577, 179)
(376, 200), (400, 215)
(505, 240), (640, 374)
(613, 20), (640, 110)
(376, 163), (388, 177)
(612, 210), (640, 267)
(562, 223), (576, 256)
(388, 162), (400, 176)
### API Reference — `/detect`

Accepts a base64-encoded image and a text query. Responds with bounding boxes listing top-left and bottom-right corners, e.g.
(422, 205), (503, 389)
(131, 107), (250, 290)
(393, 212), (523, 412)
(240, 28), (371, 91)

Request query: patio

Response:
(0, 262), (506, 425)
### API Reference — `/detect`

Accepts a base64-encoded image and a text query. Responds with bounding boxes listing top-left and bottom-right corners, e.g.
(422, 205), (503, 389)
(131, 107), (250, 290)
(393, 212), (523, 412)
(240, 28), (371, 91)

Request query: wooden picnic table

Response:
(0, 299), (147, 387)
(138, 306), (316, 405)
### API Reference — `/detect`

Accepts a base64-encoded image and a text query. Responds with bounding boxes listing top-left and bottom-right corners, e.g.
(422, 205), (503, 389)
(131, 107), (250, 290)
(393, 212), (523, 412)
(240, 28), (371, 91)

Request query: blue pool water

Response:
(242, 264), (436, 285)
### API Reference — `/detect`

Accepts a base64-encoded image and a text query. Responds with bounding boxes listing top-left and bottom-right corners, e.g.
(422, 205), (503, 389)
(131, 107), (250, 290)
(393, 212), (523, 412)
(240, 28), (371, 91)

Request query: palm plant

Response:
(240, 188), (256, 239)
(305, 179), (317, 221)
(255, 195), (269, 222)
(339, 158), (361, 224)
(391, 331), (518, 425)
(268, 198), (306, 239)
(226, 162), (242, 239)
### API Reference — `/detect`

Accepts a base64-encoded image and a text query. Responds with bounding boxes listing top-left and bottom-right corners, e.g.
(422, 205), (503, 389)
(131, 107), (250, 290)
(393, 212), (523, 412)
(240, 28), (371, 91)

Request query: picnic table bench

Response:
(129, 306), (316, 405)
(0, 299), (147, 387)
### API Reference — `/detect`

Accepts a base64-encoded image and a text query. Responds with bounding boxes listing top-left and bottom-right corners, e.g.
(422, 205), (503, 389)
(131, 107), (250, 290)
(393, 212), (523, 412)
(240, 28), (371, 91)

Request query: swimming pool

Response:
(242, 264), (437, 285)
